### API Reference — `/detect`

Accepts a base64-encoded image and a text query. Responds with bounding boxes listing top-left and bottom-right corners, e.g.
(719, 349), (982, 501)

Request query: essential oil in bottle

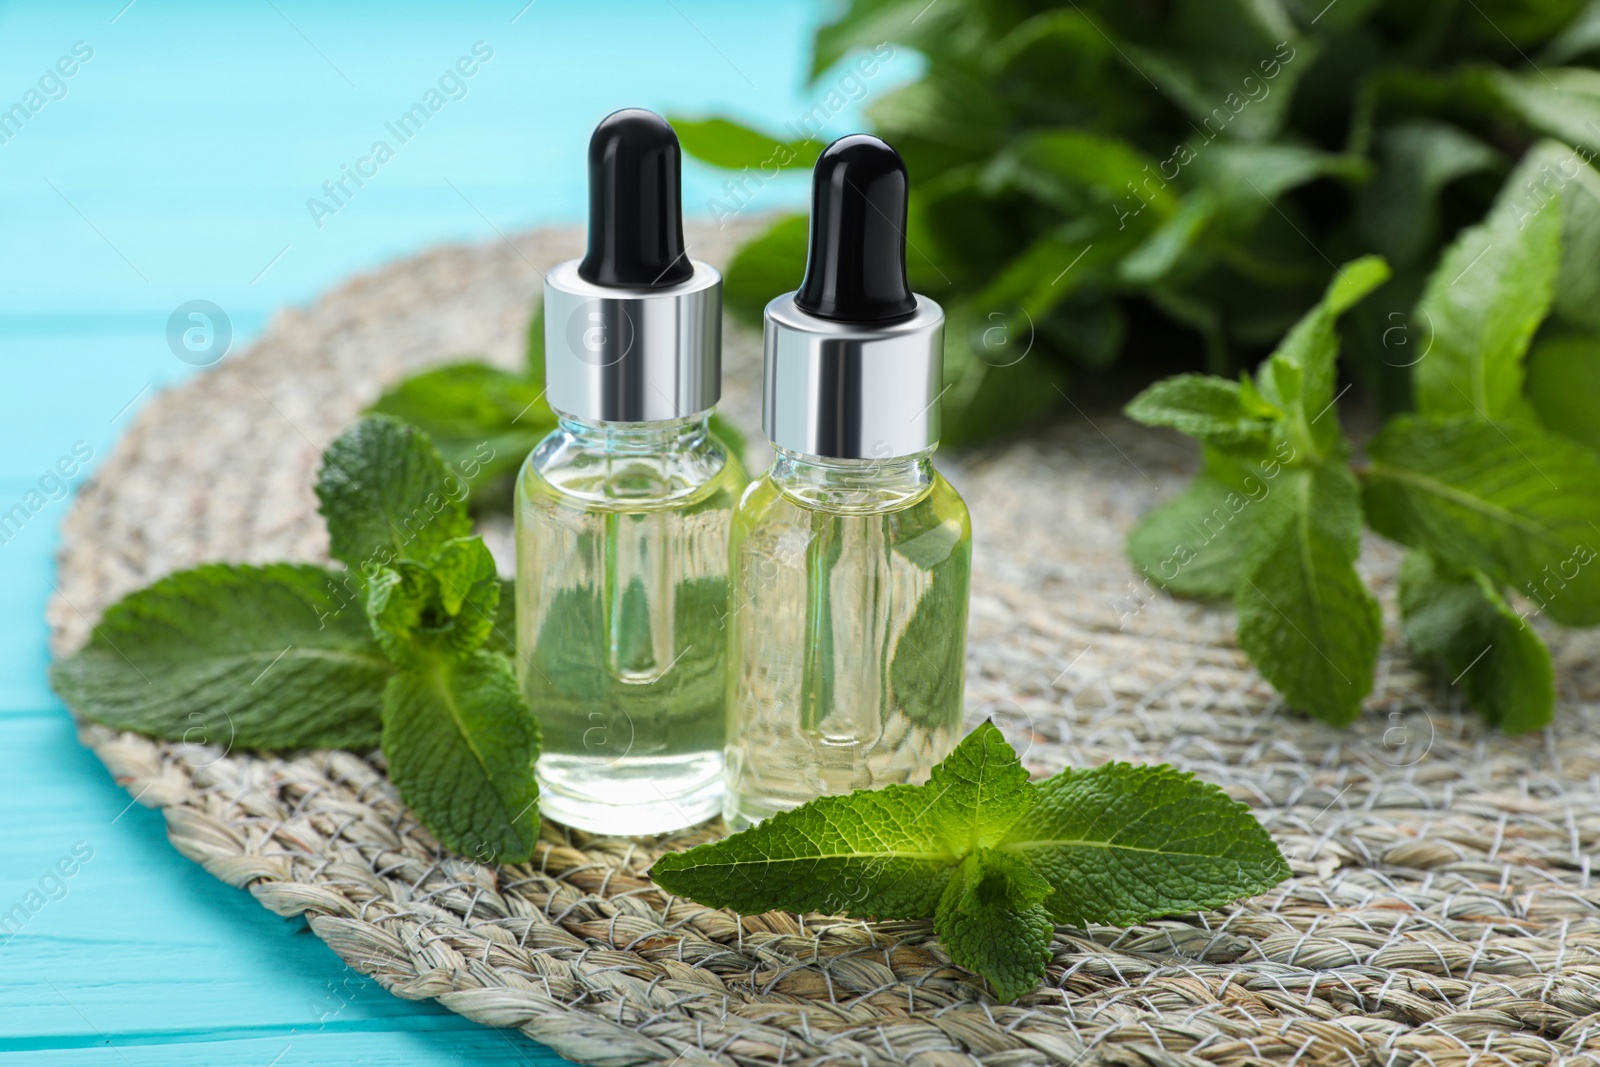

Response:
(724, 134), (971, 830)
(515, 109), (745, 835)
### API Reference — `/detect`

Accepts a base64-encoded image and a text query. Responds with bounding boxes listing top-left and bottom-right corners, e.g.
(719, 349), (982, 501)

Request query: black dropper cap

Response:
(794, 134), (917, 323)
(577, 109), (693, 289)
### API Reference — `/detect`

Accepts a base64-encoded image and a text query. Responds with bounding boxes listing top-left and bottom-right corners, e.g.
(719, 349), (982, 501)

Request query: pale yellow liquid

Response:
(724, 459), (970, 829)
(514, 419), (744, 834)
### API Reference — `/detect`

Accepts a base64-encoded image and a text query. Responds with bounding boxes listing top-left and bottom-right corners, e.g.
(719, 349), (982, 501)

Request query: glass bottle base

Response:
(723, 791), (798, 833)
(722, 458), (971, 835)
(536, 752), (724, 836)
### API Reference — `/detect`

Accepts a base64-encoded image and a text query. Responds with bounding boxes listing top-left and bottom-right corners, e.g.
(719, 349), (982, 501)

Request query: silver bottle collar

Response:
(762, 292), (944, 460)
(543, 258), (721, 422)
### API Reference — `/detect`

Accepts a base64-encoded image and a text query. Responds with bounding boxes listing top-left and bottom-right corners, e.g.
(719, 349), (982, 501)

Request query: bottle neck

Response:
(557, 412), (711, 455)
(769, 444), (934, 513)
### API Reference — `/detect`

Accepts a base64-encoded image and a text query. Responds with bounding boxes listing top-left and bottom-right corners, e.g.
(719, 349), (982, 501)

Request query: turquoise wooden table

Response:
(0, 3), (901, 1062)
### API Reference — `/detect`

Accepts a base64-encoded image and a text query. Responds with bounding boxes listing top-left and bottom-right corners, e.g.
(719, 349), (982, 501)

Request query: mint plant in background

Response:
(51, 415), (542, 862)
(652, 722), (1289, 1002)
(672, 0), (1600, 441)
(1126, 147), (1600, 733)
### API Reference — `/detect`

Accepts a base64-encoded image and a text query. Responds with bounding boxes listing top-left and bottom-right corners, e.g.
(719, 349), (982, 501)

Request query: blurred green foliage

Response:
(674, 0), (1600, 442)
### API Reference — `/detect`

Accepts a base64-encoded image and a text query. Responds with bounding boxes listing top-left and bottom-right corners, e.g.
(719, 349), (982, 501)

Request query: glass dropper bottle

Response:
(723, 134), (971, 830)
(514, 109), (745, 835)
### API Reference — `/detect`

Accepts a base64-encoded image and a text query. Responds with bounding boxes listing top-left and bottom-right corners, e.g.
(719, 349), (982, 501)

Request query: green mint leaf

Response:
(1364, 414), (1600, 627)
(367, 537), (501, 666)
(975, 230), (1119, 320)
(939, 302), (1068, 446)
(361, 565), (427, 663)
(1235, 463), (1380, 725)
(1542, 19), (1600, 64)
(479, 579), (517, 659)
(992, 130), (1176, 229)
(1128, 471), (1245, 599)
(650, 782), (959, 919)
(668, 115), (820, 171)
(922, 720), (1034, 852)
(1135, 139), (1362, 290)
(999, 761), (1289, 928)
(382, 650), (540, 863)
(934, 848), (1054, 1003)
(1121, 6), (1310, 141)
(50, 563), (391, 750)
(1255, 255), (1390, 457)
(367, 363), (551, 497)
(1357, 121), (1497, 268)
(1412, 164), (1560, 420)
(1442, 140), (1600, 337)
(1186, 143), (1367, 238)
(429, 536), (501, 620)
(811, 4), (940, 78)
(723, 213), (807, 327)
(1543, 144), (1600, 335)
(1124, 374), (1276, 450)
(1496, 71), (1600, 170)
(1119, 192), (1217, 285)
(649, 723), (1031, 920)
(1527, 331), (1600, 453)
(1237, 374), (1279, 420)
(1127, 449), (1285, 600)
(316, 415), (473, 571)
(1399, 552), (1554, 734)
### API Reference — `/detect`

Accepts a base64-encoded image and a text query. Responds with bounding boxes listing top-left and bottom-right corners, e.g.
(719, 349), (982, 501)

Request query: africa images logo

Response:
(305, 42), (495, 229)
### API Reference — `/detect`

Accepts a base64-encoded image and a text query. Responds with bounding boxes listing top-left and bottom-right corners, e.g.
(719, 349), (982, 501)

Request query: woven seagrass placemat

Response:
(48, 221), (1600, 1066)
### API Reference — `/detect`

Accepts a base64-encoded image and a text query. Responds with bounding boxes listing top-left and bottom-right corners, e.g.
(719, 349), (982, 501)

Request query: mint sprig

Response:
(1398, 552), (1555, 734)
(50, 562), (393, 750)
(52, 415), (542, 862)
(650, 722), (1288, 1003)
(382, 650), (539, 862)
(1126, 144), (1600, 733)
(1127, 256), (1389, 726)
(312, 416), (541, 860)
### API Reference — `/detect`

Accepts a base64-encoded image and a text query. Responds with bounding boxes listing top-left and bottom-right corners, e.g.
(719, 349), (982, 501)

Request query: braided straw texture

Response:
(48, 222), (1600, 1067)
